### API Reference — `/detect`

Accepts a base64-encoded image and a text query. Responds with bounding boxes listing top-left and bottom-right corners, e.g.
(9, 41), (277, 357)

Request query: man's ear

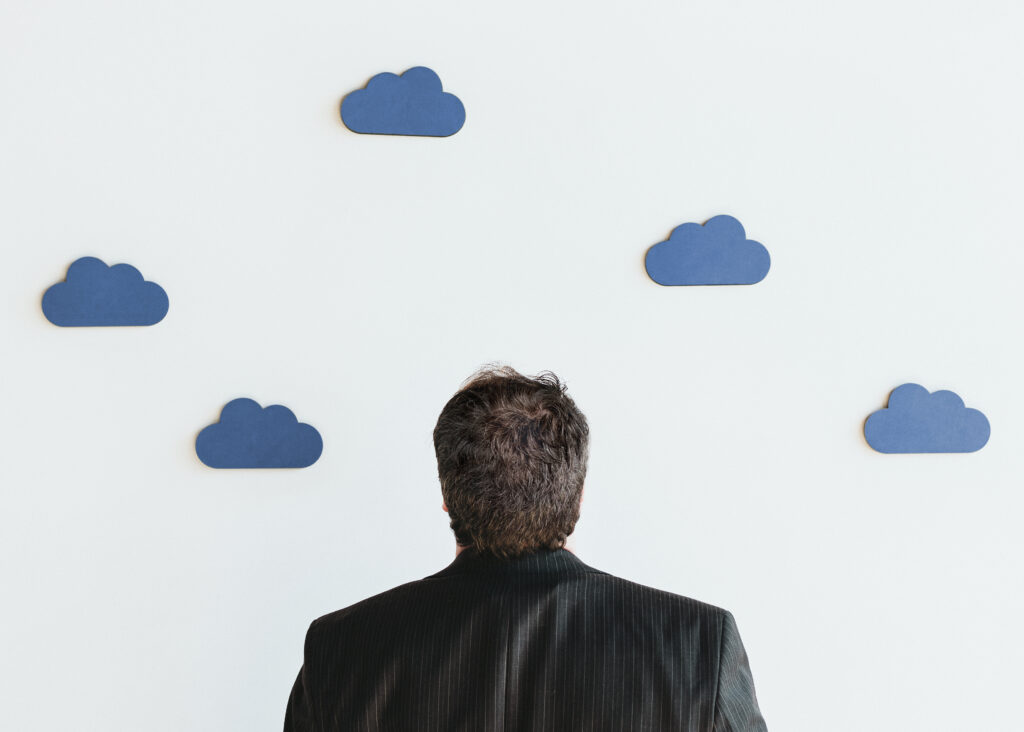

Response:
(442, 501), (448, 513)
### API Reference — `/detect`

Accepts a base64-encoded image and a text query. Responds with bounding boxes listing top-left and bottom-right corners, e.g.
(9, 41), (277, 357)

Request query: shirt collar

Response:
(427, 546), (604, 580)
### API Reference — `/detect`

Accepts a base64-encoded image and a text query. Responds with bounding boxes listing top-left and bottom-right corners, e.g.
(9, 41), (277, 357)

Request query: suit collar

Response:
(428, 547), (604, 580)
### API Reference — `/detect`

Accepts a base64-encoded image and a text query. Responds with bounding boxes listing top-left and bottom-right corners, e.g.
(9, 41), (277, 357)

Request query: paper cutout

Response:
(645, 215), (771, 286)
(196, 398), (323, 469)
(340, 66), (465, 137)
(42, 256), (169, 326)
(864, 383), (990, 453)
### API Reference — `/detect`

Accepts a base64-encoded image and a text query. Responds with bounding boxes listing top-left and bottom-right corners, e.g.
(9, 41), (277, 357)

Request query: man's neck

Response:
(454, 538), (576, 557)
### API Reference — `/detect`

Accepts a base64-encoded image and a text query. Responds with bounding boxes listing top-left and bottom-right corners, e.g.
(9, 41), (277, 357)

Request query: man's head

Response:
(433, 366), (590, 559)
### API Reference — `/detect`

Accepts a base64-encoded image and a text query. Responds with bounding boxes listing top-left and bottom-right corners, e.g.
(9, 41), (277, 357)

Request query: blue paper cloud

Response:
(340, 66), (465, 137)
(645, 215), (771, 286)
(42, 256), (169, 326)
(196, 398), (323, 469)
(864, 384), (990, 453)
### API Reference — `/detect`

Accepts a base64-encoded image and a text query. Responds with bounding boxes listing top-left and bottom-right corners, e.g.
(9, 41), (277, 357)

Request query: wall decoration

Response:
(645, 215), (771, 286)
(196, 398), (323, 469)
(864, 383), (990, 453)
(340, 66), (465, 137)
(42, 256), (169, 326)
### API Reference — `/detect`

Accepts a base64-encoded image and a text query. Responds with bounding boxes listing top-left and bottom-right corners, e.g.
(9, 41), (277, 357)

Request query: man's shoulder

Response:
(307, 578), (428, 634)
(306, 559), (729, 638)
(594, 571), (729, 616)
(574, 571), (733, 635)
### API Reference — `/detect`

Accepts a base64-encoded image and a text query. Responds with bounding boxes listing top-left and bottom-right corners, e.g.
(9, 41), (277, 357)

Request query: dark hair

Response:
(433, 366), (590, 558)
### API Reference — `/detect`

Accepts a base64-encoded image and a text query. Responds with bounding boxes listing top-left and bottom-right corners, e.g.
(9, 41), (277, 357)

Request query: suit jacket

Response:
(285, 548), (767, 731)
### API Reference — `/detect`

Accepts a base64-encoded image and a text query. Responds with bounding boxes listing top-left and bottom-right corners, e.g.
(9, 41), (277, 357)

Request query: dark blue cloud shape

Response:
(196, 398), (323, 469)
(42, 256), (169, 326)
(340, 66), (465, 137)
(645, 215), (771, 286)
(864, 383), (990, 453)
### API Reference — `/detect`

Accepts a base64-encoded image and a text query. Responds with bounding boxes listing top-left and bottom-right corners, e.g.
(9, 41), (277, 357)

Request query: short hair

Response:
(433, 366), (590, 558)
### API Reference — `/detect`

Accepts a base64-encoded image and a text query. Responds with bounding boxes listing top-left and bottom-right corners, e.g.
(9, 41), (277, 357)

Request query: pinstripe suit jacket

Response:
(284, 548), (766, 731)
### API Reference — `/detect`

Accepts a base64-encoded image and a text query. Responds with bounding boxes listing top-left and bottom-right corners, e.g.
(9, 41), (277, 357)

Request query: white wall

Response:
(2, 1), (1022, 729)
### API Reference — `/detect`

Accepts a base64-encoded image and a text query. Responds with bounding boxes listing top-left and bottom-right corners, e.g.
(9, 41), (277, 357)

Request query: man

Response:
(285, 367), (767, 731)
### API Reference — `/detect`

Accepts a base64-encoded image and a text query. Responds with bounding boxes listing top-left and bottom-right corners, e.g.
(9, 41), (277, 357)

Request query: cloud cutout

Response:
(42, 256), (169, 326)
(645, 215), (771, 286)
(864, 383), (990, 453)
(340, 66), (465, 137)
(195, 398), (323, 469)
